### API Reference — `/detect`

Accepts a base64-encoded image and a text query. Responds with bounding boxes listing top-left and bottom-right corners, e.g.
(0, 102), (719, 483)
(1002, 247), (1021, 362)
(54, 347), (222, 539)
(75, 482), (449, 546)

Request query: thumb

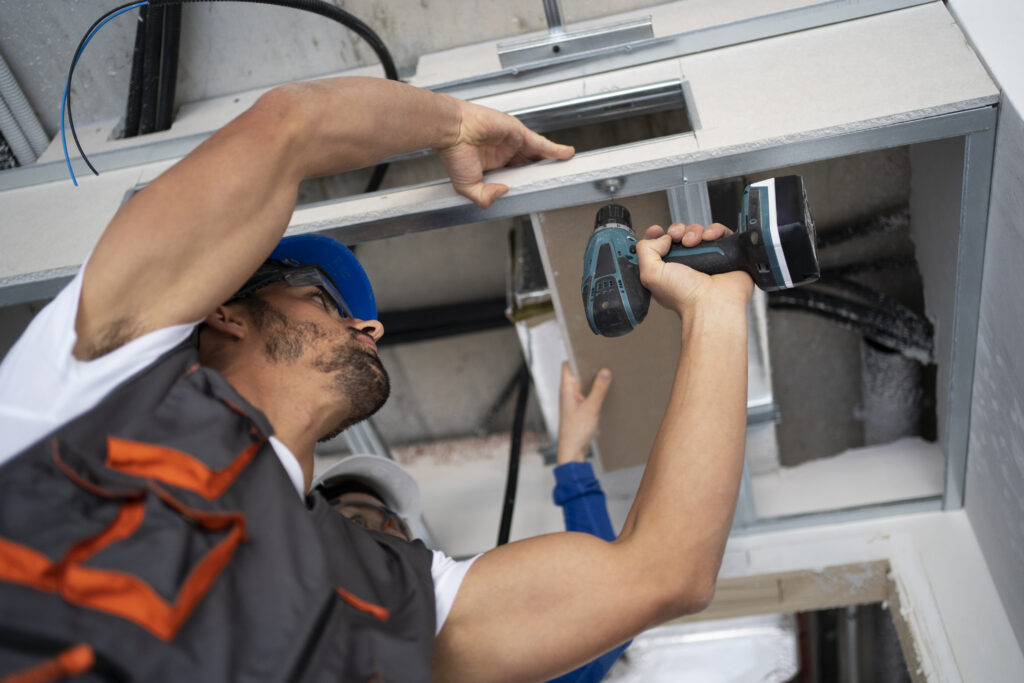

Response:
(583, 369), (613, 411)
(456, 181), (508, 209)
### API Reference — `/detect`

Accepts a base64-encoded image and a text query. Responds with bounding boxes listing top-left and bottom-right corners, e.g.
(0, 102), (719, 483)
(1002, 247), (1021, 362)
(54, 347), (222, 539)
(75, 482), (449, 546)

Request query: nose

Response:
(351, 318), (384, 342)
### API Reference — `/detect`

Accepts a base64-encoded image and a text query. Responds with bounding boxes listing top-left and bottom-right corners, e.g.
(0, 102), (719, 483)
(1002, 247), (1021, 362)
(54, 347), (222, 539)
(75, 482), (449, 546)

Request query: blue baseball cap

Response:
(268, 234), (377, 321)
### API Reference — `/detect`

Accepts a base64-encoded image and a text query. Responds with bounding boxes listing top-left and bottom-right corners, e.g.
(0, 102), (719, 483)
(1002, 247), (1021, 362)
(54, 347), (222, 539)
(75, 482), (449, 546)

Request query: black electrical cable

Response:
(770, 288), (933, 359)
(123, 6), (148, 138)
(148, 0), (399, 81)
(813, 275), (933, 342)
(819, 255), (918, 279)
(155, 4), (182, 132)
(64, 2), (145, 178)
(814, 206), (910, 250)
(67, 0), (398, 185)
(138, 4), (163, 135)
(497, 363), (531, 547)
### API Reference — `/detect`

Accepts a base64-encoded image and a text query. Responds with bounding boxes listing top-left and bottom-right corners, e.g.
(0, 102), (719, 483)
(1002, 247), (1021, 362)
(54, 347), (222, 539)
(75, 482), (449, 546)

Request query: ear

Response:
(203, 305), (248, 341)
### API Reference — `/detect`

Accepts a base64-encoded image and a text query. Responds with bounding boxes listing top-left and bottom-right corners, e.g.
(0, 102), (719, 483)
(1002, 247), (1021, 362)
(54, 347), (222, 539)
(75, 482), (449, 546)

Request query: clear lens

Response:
(281, 266), (352, 318)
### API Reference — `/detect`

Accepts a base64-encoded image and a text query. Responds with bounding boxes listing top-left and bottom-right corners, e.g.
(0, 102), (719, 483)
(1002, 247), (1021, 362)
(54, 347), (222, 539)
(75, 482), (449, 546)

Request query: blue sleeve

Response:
(547, 642), (630, 683)
(548, 462), (630, 682)
(552, 461), (616, 541)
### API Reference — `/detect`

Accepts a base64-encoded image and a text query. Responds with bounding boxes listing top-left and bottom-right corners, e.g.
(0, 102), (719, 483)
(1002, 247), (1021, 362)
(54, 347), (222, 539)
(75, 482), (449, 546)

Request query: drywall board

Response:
(530, 191), (678, 472)
(966, 98), (1024, 651)
(681, 3), (995, 155)
(679, 560), (891, 623)
(706, 510), (1024, 681)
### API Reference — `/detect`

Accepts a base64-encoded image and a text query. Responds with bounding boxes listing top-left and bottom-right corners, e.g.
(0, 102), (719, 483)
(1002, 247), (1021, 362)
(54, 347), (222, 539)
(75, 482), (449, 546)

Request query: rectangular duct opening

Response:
(294, 80), (693, 207)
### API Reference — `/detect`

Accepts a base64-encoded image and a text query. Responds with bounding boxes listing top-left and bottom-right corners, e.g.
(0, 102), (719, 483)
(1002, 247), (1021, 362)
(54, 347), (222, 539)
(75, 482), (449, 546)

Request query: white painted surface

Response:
(750, 438), (944, 518)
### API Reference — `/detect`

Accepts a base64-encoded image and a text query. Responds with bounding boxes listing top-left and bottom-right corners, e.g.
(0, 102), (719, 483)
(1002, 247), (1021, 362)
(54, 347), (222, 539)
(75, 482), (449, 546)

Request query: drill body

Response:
(582, 175), (819, 337)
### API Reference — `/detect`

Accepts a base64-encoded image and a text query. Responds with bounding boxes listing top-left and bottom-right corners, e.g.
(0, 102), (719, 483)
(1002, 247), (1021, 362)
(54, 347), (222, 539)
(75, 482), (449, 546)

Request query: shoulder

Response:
(0, 267), (200, 465)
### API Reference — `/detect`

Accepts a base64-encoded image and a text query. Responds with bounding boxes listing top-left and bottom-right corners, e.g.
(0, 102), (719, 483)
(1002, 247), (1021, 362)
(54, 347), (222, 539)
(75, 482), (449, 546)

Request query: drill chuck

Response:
(594, 203), (632, 230)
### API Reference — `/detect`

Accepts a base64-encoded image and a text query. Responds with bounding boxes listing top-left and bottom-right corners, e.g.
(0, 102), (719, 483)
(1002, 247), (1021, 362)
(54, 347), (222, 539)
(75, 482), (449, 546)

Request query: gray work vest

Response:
(0, 336), (436, 682)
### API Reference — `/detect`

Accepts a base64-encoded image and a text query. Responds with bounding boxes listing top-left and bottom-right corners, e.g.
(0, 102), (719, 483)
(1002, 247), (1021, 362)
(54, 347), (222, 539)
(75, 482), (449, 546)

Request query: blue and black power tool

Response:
(582, 175), (819, 337)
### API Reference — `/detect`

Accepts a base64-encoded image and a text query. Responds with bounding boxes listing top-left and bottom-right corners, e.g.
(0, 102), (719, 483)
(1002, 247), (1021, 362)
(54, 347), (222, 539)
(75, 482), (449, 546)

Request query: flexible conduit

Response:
(0, 52), (49, 165)
(0, 97), (35, 166)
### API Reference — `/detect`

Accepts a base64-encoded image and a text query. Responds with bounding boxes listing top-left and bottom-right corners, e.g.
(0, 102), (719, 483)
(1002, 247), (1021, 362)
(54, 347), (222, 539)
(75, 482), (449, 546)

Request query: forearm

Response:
(271, 77), (460, 179)
(78, 78), (462, 353)
(618, 297), (748, 611)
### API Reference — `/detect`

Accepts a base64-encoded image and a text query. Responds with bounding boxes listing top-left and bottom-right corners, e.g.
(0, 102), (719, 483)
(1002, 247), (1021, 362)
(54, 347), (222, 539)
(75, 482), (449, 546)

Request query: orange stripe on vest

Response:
(336, 587), (390, 623)
(0, 643), (94, 683)
(106, 436), (263, 499)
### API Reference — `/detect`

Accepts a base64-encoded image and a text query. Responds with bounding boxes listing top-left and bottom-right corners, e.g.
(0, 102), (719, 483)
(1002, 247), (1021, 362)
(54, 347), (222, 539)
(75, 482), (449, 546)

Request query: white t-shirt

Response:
(0, 266), (476, 635)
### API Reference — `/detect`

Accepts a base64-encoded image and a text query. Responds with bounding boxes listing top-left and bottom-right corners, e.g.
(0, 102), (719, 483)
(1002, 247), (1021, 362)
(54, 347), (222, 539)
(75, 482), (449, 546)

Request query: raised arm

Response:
(73, 77), (573, 359)
(433, 222), (753, 682)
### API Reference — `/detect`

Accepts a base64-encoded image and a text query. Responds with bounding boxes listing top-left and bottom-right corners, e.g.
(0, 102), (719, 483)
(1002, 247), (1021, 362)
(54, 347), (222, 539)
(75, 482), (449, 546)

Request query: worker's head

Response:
(198, 235), (389, 439)
(311, 454), (422, 542)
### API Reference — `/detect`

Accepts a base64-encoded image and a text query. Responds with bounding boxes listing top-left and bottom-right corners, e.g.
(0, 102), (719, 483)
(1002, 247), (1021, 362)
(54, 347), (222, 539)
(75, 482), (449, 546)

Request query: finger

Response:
(644, 225), (666, 239)
(638, 232), (672, 258)
(520, 130), (575, 161)
(702, 222), (731, 240)
(681, 223), (705, 247)
(457, 181), (509, 208)
(666, 223), (686, 241)
(583, 369), (612, 411)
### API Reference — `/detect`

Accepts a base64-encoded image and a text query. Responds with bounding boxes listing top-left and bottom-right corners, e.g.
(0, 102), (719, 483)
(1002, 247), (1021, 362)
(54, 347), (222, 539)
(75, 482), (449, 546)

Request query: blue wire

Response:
(62, 1), (150, 186)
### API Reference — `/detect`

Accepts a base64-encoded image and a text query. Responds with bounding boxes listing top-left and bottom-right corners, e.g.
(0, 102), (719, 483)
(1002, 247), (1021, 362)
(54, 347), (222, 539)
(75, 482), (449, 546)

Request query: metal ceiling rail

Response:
(291, 106), (996, 246)
(0, 106), (996, 308)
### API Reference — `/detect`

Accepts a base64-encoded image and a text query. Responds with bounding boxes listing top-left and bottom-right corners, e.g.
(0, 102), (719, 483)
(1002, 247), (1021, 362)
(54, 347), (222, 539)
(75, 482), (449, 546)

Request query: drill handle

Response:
(663, 233), (748, 276)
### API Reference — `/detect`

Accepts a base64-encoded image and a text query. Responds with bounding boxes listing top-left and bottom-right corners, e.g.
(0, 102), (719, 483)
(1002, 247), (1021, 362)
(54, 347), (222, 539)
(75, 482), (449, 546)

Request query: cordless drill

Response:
(582, 175), (819, 337)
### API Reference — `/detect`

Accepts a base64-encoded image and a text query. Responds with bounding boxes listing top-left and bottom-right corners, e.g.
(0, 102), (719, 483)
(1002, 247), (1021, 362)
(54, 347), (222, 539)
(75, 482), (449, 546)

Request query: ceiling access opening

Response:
(295, 76), (694, 208)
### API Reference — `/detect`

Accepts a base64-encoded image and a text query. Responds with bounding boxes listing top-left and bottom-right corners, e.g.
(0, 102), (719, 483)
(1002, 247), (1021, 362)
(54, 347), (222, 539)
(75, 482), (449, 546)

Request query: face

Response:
(239, 283), (390, 438)
(332, 491), (410, 541)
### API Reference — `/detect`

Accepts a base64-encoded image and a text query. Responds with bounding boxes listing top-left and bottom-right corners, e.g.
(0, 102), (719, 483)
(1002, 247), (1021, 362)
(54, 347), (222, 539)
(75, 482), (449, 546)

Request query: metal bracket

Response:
(498, 16), (654, 70)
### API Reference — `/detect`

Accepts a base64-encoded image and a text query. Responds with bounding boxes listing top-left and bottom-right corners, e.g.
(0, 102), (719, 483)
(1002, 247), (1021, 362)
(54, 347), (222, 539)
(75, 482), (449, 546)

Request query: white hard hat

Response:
(311, 454), (422, 522)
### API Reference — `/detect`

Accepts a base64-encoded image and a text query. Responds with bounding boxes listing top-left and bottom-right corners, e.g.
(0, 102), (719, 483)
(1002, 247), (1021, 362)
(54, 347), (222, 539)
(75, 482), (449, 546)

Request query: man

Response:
(0, 76), (751, 681)
(314, 364), (628, 683)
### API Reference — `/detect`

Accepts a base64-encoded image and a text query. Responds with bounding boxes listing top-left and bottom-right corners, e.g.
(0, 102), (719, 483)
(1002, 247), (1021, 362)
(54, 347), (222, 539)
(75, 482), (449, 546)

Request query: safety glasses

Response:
(231, 262), (352, 319)
(330, 499), (411, 540)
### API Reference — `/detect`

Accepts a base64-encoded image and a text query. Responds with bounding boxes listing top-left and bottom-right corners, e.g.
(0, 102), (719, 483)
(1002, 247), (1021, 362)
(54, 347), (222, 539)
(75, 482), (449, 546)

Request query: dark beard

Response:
(313, 335), (391, 441)
(243, 297), (390, 438)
